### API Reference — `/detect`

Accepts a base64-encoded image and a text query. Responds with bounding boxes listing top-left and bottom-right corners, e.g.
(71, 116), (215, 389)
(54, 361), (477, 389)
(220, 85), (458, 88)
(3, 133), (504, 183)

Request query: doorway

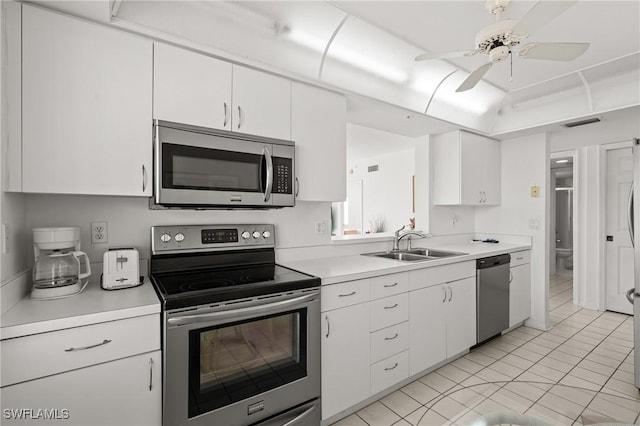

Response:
(549, 154), (577, 324)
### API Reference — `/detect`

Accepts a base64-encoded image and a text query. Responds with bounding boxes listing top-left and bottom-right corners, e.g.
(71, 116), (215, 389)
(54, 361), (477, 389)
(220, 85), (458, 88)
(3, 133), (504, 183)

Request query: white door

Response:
(605, 147), (634, 314)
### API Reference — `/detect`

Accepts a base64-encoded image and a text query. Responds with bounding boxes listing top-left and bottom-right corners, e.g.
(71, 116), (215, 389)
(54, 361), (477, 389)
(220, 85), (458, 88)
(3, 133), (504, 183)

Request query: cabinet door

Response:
(446, 277), (477, 357)
(321, 303), (370, 420)
(460, 132), (501, 205)
(291, 83), (346, 202)
(22, 6), (152, 196)
(232, 66), (291, 140)
(1, 351), (161, 426)
(509, 263), (531, 327)
(460, 132), (488, 205)
(409, 285), (446, 376)
(153, 43), (232, 130)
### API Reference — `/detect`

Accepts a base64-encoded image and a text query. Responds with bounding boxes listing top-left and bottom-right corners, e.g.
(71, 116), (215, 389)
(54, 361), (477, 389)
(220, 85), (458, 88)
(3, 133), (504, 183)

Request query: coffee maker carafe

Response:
(32, 227), (91, 300)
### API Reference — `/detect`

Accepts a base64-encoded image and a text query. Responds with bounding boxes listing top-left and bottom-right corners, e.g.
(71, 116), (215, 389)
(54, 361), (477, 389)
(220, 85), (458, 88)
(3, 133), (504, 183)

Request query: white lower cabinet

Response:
(322, 302), (370, 420)
(321, 263), (482, 422)
(510, 250), (532, 327)
(1, 351), (161, 426)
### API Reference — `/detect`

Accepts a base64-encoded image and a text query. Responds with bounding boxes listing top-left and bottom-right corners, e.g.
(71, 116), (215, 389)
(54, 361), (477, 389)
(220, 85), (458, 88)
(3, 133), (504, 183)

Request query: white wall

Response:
(346, 124), (416, 233)
(347, 149), (415, 233)
(476, 133), (550, 330)
(24, 195), (333, 267)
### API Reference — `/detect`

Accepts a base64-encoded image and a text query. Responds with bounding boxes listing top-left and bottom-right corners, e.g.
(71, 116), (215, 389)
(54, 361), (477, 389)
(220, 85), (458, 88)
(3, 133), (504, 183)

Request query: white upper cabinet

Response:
(232, 65), (291, 140)
(153, 44), (291, 140)
(291, 83), (346, 202)
(432, 130), (501, 206)
(153, 43), (232, 131)
(22, 5), (152, 196)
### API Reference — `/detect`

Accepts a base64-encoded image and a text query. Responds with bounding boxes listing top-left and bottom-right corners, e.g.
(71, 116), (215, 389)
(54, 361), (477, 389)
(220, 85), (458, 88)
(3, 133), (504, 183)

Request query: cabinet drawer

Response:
(371, 322), (408, 364)
(370, 293), (408, 332)
(1, 314), (159, 387)
(510, 250), (531, 267)
(371, 351), (409, 395)
(370, 273), (408, 300)
(321, 279), (370, 312)
(408, 261), (475, 291)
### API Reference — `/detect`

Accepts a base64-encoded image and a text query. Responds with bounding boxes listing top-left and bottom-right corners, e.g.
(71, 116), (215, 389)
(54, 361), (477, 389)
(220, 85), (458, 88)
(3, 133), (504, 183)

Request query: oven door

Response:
(153, 121), (294, 208)
(164, 289), (320, 426)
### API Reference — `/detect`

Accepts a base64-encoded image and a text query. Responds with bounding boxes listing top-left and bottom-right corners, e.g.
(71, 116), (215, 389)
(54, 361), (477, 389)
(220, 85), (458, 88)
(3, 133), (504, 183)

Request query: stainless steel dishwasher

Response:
(476, 253), (511, 344)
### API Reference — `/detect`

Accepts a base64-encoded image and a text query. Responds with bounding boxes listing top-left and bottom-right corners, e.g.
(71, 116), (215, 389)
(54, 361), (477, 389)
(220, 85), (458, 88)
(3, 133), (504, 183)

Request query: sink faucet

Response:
(392, 226), (429, 251)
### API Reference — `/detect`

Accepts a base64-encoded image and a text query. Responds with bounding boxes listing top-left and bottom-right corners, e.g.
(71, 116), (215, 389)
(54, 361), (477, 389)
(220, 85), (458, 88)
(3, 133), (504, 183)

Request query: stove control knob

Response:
(262, 230), (271, 239)
(175, 233), (185, 243)
(252, 231), (261, 239)
(160, 233), (171, 243)
(241, 231), (251, 239)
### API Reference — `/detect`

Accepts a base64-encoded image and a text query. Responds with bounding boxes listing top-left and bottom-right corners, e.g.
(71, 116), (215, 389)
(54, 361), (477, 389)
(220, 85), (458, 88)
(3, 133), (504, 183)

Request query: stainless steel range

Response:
(149, 224), (321, 426)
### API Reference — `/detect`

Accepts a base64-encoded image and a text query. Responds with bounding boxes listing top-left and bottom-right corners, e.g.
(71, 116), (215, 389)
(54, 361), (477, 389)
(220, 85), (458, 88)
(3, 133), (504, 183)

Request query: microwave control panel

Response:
(273, 157), (292, 194)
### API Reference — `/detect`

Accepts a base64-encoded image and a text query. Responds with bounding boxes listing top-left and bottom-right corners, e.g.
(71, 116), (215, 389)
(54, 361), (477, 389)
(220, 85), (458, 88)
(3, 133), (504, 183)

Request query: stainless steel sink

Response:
(367, 252), (430, 262)
(404, 248), (467, 258)
(362, 248), (467, 262)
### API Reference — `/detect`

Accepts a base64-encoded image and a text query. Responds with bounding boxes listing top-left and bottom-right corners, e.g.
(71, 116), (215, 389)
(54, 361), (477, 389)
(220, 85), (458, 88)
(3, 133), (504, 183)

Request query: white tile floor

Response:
(332, 275), (640, 425)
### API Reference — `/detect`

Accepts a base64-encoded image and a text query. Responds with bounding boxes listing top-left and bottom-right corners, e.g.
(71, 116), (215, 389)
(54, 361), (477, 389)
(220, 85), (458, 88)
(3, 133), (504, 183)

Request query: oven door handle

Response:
(167, 292), (318, 326)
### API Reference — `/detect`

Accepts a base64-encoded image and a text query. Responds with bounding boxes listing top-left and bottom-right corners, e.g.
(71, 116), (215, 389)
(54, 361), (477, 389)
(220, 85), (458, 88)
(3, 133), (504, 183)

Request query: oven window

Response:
(188, 309), (307, 418)
(163, 143), (262, 192)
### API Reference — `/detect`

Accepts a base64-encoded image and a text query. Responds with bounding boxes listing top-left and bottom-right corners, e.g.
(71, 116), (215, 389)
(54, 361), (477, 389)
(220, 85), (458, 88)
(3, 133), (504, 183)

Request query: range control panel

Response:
(151, 224), (275, 254)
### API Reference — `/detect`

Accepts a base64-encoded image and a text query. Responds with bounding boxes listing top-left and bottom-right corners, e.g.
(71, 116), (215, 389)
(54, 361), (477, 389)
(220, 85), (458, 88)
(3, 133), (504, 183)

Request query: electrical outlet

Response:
(91, 221), (108, 244)
(314, 221), (328, 235)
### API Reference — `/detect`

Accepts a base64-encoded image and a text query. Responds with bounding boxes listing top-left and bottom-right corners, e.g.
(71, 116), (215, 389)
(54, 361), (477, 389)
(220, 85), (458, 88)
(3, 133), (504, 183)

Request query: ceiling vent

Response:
(561, 117), (601, 128)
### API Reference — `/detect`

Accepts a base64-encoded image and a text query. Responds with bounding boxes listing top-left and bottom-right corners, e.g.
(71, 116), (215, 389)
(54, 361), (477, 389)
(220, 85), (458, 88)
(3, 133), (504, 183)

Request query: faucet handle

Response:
(395, 225), (406, 234)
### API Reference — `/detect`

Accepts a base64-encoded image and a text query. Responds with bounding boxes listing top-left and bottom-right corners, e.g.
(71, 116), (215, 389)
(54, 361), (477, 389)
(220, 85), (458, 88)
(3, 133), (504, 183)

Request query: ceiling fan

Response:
(415, 0), (590, 92)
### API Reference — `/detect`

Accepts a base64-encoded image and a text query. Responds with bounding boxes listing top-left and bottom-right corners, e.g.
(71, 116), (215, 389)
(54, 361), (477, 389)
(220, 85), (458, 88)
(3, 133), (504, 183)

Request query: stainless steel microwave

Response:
(152, 120), (295, 209)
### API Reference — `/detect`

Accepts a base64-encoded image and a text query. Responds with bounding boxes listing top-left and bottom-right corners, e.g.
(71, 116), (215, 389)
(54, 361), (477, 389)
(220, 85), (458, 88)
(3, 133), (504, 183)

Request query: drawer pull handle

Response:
(384, 363), (399, 371)
(384, 333), (399, 341)
(384, 303), (399, 310)
(338, 291), (356, 297)
(516, 257), (524, 260)
(64, 339), (112, 352)
(384, 282), (398, 288)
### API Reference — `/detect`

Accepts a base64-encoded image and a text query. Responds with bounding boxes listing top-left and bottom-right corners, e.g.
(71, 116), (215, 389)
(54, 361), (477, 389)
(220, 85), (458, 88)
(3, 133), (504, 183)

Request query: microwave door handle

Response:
(263, 146), (273, 203)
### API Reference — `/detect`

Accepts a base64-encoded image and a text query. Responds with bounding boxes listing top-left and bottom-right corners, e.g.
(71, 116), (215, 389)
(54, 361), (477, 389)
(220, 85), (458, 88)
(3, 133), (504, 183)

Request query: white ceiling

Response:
(39, 0), (640, 137)
(332, 1), (640, 92)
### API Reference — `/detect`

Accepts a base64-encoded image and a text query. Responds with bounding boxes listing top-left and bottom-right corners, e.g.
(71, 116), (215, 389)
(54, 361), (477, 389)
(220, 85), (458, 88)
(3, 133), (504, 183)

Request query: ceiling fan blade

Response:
(456, 62), (492, 92)
(518, 42), (589, 61)
(512, 0), (577, 37)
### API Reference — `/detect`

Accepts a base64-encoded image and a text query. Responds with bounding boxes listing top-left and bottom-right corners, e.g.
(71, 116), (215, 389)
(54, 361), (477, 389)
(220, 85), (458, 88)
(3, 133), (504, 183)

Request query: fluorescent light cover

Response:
(287, 29), (408, 83)
(556, 159), (569, 164)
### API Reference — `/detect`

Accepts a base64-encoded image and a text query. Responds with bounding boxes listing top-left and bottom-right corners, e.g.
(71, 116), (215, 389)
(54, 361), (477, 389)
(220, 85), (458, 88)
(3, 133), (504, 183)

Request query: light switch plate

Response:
(530, 185), (540, 197)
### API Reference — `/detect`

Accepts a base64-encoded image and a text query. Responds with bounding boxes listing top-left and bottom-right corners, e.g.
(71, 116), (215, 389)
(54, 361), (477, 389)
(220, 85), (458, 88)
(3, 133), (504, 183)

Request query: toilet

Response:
(556, 247), (573, 270)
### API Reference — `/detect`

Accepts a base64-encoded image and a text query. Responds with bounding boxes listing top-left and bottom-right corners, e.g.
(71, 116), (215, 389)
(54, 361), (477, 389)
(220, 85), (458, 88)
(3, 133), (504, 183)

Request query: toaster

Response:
(101, 247), (142, 290)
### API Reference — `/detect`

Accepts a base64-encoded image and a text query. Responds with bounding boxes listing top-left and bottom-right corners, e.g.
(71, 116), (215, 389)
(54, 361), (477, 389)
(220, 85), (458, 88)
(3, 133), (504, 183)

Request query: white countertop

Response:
(0, 277), (161, 340)
(281, 241), (531, 285)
